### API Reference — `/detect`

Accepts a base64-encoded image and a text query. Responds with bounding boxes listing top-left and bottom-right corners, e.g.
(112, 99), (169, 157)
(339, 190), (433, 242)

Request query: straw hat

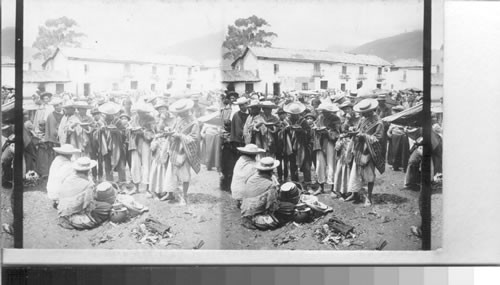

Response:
(339, 101), (353, 109)
(90, 107), (101, 115)
(377, 94), (386, 101)
(255, 157), (280, 171)
(98, 102), (122, 115)
(247, 99), (261, 108)
(206, 105), (219, 112)
(283, 102), (306, 114)
(50, 97), (63, 106)
(353, 99), (379, 113)
(236, 144), (265, 155)
(154, 100), (168, 110)
(73, 100), (92, 109)
(63, 100), (75, 109)
(331, 94), (346, 104)
(39, 92), (52, 99)
(317, 103), (339, 113)
(392, 105), (405, 112)
(260, 101), (278, 109)
(72, 157), (97, 171)
(119, 113), (131, 120)
(233, 97), (250, 105)
(169, 99), (194, 113)
(53, 144), (81, 155)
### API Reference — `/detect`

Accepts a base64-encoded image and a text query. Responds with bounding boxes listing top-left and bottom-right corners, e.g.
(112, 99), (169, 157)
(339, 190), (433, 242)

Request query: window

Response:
(124, 63), (131, 73)
(302, 82), (309, 90)
(357, 81), (363, 89)
(340, 83), (346, 91)
(273, 82), (280, 96)
(37, 84), (46, 92)
(169, 66), (174, 76)
(131, 81), (138, 90)
(245, 83), (254, 93)
(403, 70), (407, 81)
(342, 66), (347, 74)
(151, 84), (156, 91)
(166, 81), (173, 89)
(227, 83), (235, 92)
(188, 67), (192, 77)
(84, 64), (89, 74)
(274, 64), (279, 74)
(320, 80), (328, 89)
(84, 83), (91, 96)
(378, 67), (382, 75)
(55, 83), (64, 94)
(376, 83), (382, 89)
(152, 66), (157, 74)
(359, 66), (364, 75)
(112, 83), (119, 90)
(436, 65), (440, 73)
(186, 83), (191, 89)
(314, 63), (321, 73)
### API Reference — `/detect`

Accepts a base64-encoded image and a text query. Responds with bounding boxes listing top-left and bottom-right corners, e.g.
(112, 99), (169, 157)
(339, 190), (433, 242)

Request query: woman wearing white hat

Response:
(231, 144), (265, 207)
(345, 99), (386, 206)
(162, 99), (201, 205)
(46, 144), (81, 208)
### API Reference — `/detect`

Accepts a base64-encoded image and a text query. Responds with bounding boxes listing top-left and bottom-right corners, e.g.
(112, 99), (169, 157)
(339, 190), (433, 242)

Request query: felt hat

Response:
(353, 99), (379, 113)
(90, 107), (101, 115)
(225, 91), (239, 99)
(233, 97), (250, 105)
(50, 97), (63, 105)
(260, 101), (278, 109)
(317, 103), (339, 113)
(72, 157), (97, 171)
(236, 143), (266, 155)
(53, 144), (82, 155)
(39, 92), (52, 99)
(255, 157), (280, 171)
(119, 113), (131, 120)
(277, 108), (286, 114)
(304, 113), (316, 120)
(283, 102), (306, 115)
(169, 99), (194, 113)
(392, 105), (405, 112)
(339, 101), (353, 109)
(98, 102), (122, 115)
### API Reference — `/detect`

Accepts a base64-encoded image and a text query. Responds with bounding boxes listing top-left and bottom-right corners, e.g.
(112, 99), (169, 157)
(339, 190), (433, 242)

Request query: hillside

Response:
(349, 30), (423, 62)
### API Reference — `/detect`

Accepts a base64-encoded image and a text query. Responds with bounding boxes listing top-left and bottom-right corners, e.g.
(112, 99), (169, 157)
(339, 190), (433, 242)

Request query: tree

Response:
(32, 17), (86, 60)
(222, 15), (277, 61)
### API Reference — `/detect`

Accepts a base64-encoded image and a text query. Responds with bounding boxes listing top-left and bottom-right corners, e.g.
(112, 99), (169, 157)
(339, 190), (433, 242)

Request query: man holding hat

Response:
(46, 144), (81, 208)
(345, 99), (385, 206)
(231, 144), (265, 207)
(164, 99), (201, 205)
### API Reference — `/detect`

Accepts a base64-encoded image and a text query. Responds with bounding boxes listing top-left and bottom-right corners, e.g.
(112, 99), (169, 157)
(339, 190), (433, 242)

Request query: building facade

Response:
(42, 48), (201, 97)
(387, 59), (423, 91)
(231, 47), (392, 95)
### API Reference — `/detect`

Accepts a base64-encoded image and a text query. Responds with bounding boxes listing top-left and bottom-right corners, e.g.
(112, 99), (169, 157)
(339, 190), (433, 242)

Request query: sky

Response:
(2, 0), (443, 54)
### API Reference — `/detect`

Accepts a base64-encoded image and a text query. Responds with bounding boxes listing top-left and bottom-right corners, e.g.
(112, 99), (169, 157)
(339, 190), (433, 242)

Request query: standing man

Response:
(345, 99), (385, 206)
(45, 97), (65, 165)
(33, 92), (54, 133)
(164, 99), (201, 205)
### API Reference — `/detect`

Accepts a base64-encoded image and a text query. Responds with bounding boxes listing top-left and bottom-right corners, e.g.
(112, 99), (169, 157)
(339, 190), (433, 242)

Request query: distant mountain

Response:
(349, 30), (423, 62)
(1, 27), (16, 58)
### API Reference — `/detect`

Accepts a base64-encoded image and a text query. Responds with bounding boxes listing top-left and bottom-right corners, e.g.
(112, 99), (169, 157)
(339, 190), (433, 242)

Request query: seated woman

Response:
(46, 144), (81, 208)
(57, 157), (111, 230)
(240, 157), (280, 228)
(231, 144), (265, 207)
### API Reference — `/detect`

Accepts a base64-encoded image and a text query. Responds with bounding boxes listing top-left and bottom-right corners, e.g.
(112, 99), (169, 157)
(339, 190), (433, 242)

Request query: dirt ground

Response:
(2, 164), (441, 250)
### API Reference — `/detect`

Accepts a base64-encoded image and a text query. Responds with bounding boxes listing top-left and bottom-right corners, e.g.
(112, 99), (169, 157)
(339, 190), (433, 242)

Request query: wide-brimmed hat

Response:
(339, 101), (353, 109)
(353, 99), (379, 113)
(154, 100), (168, 110)
(304, 113), (316, 120)
(237, 143), (265, 155)
(190, 93), (201, 101)
(73, 100), (92, 109)
(50, 97), (63, 105)
(39, 92), (52, 99)
(255, 157), (280, 171)
(119, 113), (131, 120)
(225, 91), (239, 99)
(233, 97), (249, 105)
(247, 99), (261, 108)
(98, 102), (122, 115)
(206, 105), (219, 112)
(169, 99), (194, 113)
(317, 103), (339, 113)
(260, 101), (278, 109)
(90, 107), (101, 115)
(377, 94), (386, 101)
(283, 102), (306, 114)
(392, 105), (405, 112)
(62, 100), (75, 109)
(53, 144), (81, 155)
(72, 157), (97, 171)
(331, 94), (346, 104)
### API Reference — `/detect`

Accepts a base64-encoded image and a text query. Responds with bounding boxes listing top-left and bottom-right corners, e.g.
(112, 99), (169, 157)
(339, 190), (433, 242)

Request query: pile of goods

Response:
(131, 217), (177, 247)
(314, 217), (357, 249)
(252, 182), (333, 231)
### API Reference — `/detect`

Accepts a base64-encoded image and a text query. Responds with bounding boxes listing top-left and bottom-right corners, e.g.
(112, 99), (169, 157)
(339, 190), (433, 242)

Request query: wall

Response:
(1, 66), (15, 86)
(386, 67), (423, 90)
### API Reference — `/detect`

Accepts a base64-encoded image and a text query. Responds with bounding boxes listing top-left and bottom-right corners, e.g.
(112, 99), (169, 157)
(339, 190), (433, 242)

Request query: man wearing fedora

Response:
(164, 99), (201, 205)
(243, 99), (263, 145)
(32, 92), (54, 134)
(345, 99), (386, 206)
(57, 101), (77, 147)
(254, 101), (280, 157)
(45, 97), (64, 155)
(231, 144), (265, 207)
(46, 144), (81, 208)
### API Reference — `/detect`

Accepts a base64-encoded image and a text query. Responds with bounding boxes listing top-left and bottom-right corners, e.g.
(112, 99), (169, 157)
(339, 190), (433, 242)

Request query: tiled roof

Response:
(392, 58), (423, 68)
(44, 47), (200, 67)
(221, 70), (260, 83)
(244, 46), (391, 66)
(23, 70), (71, 83)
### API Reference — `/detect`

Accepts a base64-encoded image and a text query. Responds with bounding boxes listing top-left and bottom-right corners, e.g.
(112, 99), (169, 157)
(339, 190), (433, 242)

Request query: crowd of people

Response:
(1, 86), (442, 230)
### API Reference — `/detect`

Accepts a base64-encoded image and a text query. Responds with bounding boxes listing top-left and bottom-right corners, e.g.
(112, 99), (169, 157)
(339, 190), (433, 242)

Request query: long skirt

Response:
(149, 159), (168, 195)
(130, 138), (152, 186)
(202, 133), (220, 170)
(333, 160), (350, 194)
(347, 160), (376, 193)
(315, 141), (336, 185)
(387, 133), (410, 170)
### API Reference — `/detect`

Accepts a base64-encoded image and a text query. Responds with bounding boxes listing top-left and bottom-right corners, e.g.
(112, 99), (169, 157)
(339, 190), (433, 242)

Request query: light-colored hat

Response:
(50, 97), (63, 105)
(260, 101), (278, 109)
(377, 94), (386, 101)
(353, 99), (379, 113)
(392, 105), (405, 112)
(53, 144), (81, 155)
(63, 100), (75, 109)
(247, 99), (261, 108)
(283, 102), (306, 114)
(206, 105), (219, 112)
(154, 100), (168, 110)
(72, 157), (97, 171)
(339, 101), (353, 109)
(73, 100), (92, 109)
(255, 156), (280, 171)
(233, 97), (250, 105)
(39, 92), (52, 99)
(317, 103), (339, 113)
(169, 98), (194, 113)
(190, 93), (201, 101)
(236, 143), (265, 155)
(331, 94), (346, 104)
(98, 102), (122, 115)
(96, 181), (113, 192)
(119, 113), (131, 120)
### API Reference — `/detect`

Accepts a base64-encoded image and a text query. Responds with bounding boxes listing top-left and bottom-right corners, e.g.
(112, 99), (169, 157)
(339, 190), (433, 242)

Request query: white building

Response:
(1, 56), (15, 87)
(231, 46), (392, 95)
(387, 59), (423, 91)
(23, 70), (71, 110)
(42, 47), (201, 97)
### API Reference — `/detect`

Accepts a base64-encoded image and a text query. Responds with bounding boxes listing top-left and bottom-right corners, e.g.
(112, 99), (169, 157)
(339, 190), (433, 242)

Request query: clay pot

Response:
(110, 207), (128, 223)
(294, 207), (312, 223)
